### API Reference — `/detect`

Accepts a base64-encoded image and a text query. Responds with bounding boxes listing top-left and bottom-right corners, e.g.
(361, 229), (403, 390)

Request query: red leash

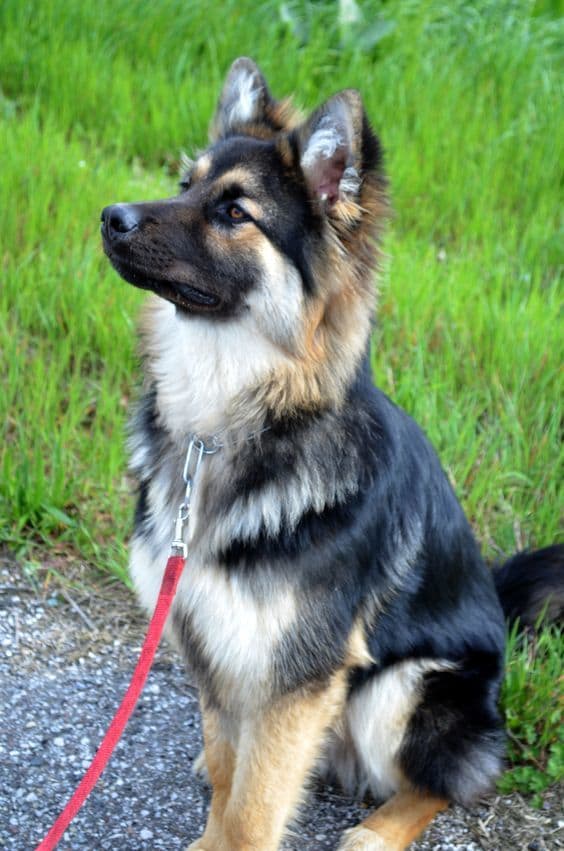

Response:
(34, 435), (217, 849)
(34, 554), (186, 850)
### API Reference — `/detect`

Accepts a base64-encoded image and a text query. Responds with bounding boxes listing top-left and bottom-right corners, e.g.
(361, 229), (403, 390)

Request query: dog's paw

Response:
(337, 826), (395, 851)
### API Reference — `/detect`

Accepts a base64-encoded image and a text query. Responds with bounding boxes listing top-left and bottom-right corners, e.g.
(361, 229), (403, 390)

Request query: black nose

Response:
(101, 204), (141, 238)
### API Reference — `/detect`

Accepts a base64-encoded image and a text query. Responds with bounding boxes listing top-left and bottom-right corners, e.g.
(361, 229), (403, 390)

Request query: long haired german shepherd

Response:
(101, 58), (563, 850)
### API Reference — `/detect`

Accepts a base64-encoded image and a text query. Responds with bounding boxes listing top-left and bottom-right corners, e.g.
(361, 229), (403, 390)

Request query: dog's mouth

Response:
(103, 244), (221, 314)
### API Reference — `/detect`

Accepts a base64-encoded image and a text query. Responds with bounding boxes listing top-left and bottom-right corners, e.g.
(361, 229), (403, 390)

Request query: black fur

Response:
(493, 545), (564, 628)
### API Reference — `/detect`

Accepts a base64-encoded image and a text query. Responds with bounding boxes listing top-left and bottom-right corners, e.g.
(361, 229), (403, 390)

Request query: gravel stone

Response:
(0, 555), (562, 850)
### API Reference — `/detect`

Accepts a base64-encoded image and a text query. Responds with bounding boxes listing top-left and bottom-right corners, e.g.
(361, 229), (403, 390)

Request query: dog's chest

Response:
(129, 462), (296, 710)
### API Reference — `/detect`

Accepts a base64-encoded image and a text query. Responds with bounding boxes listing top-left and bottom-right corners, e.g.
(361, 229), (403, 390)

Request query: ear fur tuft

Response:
(211, 57), (270, 140)
(296, 90), (366, 207)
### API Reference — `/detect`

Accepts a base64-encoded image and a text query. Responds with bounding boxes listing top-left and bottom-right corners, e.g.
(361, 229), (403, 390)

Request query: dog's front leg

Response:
(188, 705), (236, 851)
(217, 672), (347, 851)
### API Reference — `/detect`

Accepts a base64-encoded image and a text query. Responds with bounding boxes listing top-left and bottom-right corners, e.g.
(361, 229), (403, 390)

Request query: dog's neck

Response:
(140, 296), (288, 441)
(139, 281), (377, 444)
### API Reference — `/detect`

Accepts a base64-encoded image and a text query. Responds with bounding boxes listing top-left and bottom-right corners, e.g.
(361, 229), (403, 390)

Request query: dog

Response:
(101, 58), (563, 851)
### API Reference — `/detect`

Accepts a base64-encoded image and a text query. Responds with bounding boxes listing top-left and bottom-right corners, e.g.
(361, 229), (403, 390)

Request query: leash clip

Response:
(171, 507), (188, 557)
(170, 435), (220, 557)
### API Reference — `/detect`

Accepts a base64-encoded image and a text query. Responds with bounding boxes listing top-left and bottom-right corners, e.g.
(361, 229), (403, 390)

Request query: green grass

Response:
(500, 621), (564, 802)
(1, 0), (562, 793)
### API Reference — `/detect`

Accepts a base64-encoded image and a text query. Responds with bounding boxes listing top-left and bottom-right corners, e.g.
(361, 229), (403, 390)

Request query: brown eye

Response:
(227, 203), (246, 220)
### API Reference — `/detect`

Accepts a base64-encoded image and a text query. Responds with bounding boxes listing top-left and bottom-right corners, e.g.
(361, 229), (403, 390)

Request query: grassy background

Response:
(1, 0), (562, 796)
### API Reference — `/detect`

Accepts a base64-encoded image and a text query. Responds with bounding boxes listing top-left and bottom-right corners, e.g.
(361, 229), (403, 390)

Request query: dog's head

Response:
(102, 58), (388, 410)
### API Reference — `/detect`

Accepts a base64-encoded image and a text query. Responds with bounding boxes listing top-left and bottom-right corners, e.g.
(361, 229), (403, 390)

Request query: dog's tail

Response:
(492, 544), (564, 629)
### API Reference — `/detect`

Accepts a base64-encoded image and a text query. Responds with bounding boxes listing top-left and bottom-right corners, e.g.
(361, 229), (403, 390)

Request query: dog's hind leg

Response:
(337, 789), (448, 851)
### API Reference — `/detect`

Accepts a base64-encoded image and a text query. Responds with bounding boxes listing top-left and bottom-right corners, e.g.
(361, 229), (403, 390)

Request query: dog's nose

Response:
(101, 204), (141, 238)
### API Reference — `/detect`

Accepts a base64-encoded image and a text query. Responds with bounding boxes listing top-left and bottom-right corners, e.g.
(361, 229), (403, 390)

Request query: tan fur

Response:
(276, 134), (298, 168)
(239, 281), (372, 420)
(189, 622), (383, 851)
(191, 708), (236, 850)
(206, 216), (268, 252)
(211, 97), (303, 143)
(345, 620), (375, 668)
(302, 297), (329, 362)
(338, 789), (449, 851)
(268, 96), (304, 133)
(232, 257), (374, 419)
(236, 197), (263, 221)
(212, 165), (262, 194)
(189, 674), (348, 851)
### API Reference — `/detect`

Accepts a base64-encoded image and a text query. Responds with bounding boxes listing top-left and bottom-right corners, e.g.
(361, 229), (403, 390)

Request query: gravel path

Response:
(1, 554), (562, 851)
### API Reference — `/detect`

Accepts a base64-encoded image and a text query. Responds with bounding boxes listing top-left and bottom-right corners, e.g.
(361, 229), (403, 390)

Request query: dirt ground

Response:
(1, 552), (562, 850)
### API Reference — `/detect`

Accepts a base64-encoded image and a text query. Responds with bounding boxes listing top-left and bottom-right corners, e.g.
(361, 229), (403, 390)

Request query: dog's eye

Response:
(214, 200), (252, 226)
(179, 179), (191, 193)
(226, 203), (248, 222)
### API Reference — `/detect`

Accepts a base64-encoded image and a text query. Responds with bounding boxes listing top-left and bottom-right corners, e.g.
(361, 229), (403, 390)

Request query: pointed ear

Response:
(210, 57), (272, 140)
(296, 89), (365, 207)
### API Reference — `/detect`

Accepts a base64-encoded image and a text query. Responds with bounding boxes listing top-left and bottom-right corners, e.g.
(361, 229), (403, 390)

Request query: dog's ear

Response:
(296, 90), (377, 208)
(210, 57), (272, 140)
